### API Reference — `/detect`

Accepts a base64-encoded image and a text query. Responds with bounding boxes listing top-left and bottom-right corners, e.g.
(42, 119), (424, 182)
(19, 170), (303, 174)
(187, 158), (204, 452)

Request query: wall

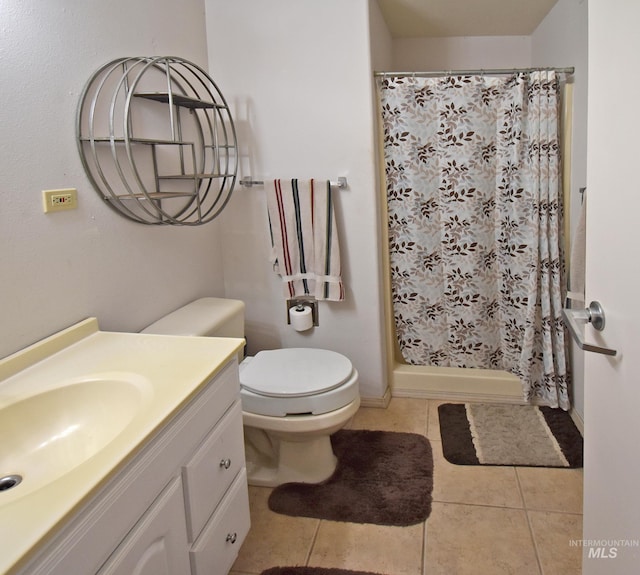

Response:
(392, 35), (531, 70)
(205, 0), (388, 400)
(369, 0), (394, 71)
(0, 0), (224, 359)
(532, 0), (589, 422)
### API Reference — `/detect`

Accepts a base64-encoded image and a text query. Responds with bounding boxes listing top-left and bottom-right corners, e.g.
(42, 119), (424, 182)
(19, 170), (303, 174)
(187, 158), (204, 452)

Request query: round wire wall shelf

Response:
(77, 56), (238, 225)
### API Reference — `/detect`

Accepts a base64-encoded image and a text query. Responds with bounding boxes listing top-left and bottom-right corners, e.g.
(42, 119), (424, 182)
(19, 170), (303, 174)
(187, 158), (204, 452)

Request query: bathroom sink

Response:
(0, 317), (245, 575)
(0, 374), (152, 500)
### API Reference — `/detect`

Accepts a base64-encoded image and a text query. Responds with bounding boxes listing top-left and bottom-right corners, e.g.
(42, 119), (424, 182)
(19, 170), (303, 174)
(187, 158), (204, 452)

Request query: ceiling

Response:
(377, 0), (559, 38)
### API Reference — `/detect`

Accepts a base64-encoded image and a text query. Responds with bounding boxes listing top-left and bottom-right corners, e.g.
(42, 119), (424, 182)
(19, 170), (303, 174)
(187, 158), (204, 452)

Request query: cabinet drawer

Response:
(189, 469), (250, 575)
(197, 360), (240, 430)
(183, 400), (245, 541)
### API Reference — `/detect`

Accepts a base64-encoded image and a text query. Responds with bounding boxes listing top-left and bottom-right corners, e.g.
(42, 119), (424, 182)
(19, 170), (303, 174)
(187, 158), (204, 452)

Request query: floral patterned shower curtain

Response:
(379, 71), (569, 409)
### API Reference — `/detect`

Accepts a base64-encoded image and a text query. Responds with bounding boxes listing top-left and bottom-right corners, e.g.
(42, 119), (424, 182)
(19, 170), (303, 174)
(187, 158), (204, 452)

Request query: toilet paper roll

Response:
(289, 305), (313, 331)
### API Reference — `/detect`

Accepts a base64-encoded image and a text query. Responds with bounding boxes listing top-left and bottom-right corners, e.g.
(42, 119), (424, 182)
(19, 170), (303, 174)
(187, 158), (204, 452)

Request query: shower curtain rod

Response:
(374, 66), (574, 78)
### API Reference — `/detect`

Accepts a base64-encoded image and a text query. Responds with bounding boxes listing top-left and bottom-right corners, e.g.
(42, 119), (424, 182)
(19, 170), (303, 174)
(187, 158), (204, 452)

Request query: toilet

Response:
(141, 297), (360, 487)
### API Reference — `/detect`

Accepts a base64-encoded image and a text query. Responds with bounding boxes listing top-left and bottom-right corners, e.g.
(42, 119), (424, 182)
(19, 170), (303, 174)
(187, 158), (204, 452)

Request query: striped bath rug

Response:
(438, 403), (583, 467)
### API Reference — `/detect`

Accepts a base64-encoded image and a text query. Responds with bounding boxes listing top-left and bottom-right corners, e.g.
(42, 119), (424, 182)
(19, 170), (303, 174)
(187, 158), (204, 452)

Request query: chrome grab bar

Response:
(562, 300), (617, 356)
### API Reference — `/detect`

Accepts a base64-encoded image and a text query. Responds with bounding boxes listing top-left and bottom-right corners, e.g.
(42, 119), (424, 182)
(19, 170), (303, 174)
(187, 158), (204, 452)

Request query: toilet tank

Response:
(141, 297), (245, 338)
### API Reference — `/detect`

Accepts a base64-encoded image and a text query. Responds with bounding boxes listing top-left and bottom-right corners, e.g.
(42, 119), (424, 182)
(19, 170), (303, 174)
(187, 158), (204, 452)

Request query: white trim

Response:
(391, 387), (525, 404)
(569, 406), (584, 435)
(360, 386), (392, 408)
(390, 362), (524, 404)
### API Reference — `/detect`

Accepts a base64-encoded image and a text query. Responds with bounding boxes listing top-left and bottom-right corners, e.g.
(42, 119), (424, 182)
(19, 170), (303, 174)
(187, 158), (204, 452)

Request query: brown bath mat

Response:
(260, 567), (388, 575)
(261, 569), (386, 575)
(438, 403), (583, 467)
(268, 429), (433, 526)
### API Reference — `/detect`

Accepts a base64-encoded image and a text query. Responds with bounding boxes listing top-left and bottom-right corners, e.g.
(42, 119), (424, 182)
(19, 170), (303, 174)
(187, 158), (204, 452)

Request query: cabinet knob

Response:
(219, 458), (232, 469)
(226, 532), (237, 544)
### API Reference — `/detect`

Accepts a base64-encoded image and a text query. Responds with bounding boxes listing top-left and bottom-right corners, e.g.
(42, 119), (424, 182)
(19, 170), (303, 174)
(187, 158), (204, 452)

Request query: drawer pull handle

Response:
(220, 458), (232, 469)
(226, 532), (237, 544)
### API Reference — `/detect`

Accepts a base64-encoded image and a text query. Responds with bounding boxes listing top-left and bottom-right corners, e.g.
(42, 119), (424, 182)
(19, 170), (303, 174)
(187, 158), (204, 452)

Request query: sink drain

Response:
(0, 475), (22, 492)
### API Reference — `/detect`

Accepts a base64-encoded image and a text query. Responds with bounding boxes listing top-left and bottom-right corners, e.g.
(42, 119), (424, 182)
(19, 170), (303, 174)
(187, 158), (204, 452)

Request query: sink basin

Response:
(0, 318), (245, 575)
(0, 374), (152, 501)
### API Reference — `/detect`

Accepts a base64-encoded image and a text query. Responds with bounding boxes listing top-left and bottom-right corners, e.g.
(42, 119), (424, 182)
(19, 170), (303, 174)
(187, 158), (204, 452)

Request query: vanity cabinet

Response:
(16, 359), (249, 575)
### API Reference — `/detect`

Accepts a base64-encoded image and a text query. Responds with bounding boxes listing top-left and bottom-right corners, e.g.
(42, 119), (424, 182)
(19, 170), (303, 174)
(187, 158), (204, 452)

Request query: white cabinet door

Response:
(97, 478), (190, 575)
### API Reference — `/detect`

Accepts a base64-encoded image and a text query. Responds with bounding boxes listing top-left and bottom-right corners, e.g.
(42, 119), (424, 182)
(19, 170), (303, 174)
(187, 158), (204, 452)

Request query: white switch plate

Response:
(42, 188), (78, 213)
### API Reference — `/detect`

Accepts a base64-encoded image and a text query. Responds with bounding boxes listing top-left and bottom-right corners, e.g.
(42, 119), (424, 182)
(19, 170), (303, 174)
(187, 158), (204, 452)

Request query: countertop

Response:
(0, 318), (244, 574)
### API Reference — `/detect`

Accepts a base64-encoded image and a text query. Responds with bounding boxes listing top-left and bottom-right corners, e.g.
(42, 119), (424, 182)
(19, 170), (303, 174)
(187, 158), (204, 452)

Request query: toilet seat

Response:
(239, 348), (359, 417)
(241, 348), (353, 397)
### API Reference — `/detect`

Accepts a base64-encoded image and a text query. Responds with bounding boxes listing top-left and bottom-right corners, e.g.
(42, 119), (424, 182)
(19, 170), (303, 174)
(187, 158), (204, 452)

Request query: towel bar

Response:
(239, 176), (348, 189)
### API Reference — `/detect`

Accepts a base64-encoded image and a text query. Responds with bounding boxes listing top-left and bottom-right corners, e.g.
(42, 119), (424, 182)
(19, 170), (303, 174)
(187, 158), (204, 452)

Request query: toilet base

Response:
(242, 397), (360, 487)
(245, 435), (338, 487)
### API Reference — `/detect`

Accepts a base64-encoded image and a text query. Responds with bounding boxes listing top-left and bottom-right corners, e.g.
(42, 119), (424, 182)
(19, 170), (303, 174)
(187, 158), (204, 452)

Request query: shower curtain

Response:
(379, 71), (569, 409)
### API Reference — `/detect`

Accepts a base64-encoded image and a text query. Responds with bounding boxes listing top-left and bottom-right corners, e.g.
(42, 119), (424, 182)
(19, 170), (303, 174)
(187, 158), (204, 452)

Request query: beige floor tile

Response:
(308, 519), (424, 575)
(528, 511), (582, 575)
(425, 502), (540, 574)
(234, 399), (582, 575)
(432, 440), (524, 508)
(231, 486), (319, 573)
(517, 467), (584, 513)
(350, 397), (428, 435)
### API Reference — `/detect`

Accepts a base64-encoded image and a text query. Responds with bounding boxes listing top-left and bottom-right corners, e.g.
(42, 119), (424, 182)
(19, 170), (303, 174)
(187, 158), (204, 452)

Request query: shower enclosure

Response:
(377, 69), (572, 409)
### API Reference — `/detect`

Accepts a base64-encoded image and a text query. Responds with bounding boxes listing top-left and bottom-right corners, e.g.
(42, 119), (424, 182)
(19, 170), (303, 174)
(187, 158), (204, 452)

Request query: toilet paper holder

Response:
(286, 298), (319, 327)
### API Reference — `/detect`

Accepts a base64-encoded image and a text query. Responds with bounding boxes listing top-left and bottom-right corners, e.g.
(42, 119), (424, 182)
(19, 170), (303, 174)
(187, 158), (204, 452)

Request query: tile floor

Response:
(230, 398), (583, 575)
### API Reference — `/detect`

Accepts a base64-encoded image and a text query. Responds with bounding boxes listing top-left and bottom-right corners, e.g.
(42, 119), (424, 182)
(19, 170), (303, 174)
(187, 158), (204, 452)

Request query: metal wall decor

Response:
(77, 57), (238, 225)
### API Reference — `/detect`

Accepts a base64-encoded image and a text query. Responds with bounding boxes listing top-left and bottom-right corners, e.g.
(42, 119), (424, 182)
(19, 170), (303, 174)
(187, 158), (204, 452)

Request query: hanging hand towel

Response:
(266, 178), (345, 301)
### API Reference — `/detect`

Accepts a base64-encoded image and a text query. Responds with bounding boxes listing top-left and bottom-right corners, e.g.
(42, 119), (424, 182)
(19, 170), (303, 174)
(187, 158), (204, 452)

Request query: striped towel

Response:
(266, 178), (345, 301)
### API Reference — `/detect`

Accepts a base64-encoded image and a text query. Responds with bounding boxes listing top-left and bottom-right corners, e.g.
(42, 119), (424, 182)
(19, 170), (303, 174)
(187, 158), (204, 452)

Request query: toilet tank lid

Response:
(240, 348), (354, 397)
(141, 297), (244, 336)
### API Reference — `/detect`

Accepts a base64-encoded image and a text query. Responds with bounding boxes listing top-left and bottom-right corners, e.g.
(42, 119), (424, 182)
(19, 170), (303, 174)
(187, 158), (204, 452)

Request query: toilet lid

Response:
(240, 348), (354, 398)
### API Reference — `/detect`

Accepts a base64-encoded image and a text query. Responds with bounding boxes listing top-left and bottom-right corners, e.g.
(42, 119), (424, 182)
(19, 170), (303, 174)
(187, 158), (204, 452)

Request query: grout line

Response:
(424, 399), (431, 438)
(514, 466), (527, 509)
(521, 507), (584, 516)
(524, 508), (545, 575)
(304, 519), (322, 566)
(421, 519), (428, 575)
(516, 467), (545, 575)
(429, 499), (525, 512)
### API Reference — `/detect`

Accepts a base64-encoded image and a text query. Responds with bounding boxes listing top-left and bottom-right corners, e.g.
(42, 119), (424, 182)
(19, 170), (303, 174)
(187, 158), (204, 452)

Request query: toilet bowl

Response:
(239, 347), (359, 486)
(141, 297), (360, 487)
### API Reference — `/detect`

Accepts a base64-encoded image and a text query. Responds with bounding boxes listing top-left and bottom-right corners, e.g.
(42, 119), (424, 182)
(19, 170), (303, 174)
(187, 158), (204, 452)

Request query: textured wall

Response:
(205, 0), (389, 399)
(0, 0), (225, 358)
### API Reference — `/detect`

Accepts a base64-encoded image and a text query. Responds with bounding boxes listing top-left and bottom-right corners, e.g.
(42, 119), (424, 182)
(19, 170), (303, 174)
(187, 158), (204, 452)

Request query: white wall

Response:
(532, 0), (589, 421)
(205, 0), (388, 400)
(369, 0), (394, 71)
(0, 0), (225, 359)
(392, 35), (531, 71)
